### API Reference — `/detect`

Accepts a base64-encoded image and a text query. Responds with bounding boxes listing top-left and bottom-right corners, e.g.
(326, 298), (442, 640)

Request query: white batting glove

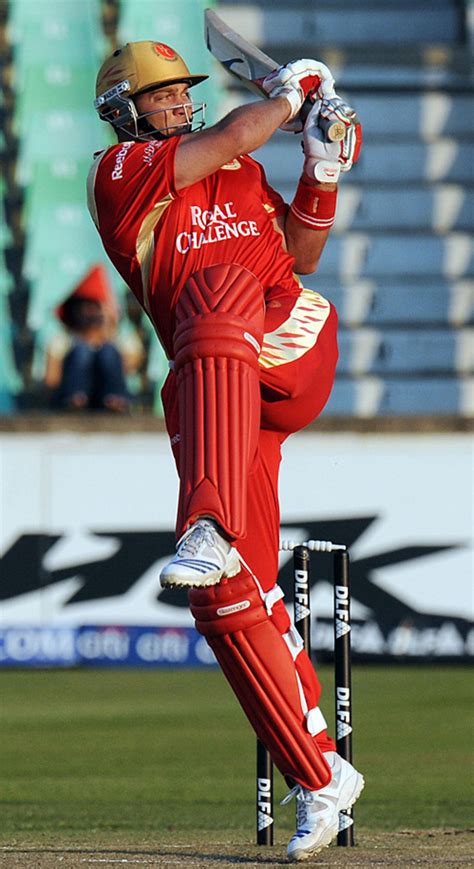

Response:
(303, 98), (362, 183)
(262, 59), (336, 123)
(318, 96), (360, 142)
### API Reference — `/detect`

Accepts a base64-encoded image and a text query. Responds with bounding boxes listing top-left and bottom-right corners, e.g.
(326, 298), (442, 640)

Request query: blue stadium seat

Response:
(255, 138), (474, 186)
(338, 187), (473, 233)
(337, 328), (472, 374)
(313, 281), (474, 327)
(305, 233), (474, 282)
(356, 142), (474, 184)
(362, 235), (474, 279)
(339, 64), (472, 90)
(366, 283), (474, 327)
(348, 94), (474, 138)
(381, 377), (471, 415)
(276, 185), (474, 233)
(3, 0), (471, 418)
(324, 375), (471, 416)
(322, 378), (359, 415)
(219, 3), (462, 48)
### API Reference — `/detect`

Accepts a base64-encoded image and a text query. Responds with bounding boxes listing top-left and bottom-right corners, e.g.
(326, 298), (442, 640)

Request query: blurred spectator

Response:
(45, 264), (140, 412)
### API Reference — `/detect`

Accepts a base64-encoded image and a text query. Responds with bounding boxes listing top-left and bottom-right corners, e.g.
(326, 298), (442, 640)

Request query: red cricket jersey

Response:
(87, 136), (300, 357)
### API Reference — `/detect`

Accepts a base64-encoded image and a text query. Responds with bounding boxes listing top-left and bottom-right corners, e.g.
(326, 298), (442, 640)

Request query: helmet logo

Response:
(153, 43), (177, 60)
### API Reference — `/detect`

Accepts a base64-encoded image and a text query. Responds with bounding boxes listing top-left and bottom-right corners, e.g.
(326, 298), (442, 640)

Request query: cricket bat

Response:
(204, 8), (348, 142)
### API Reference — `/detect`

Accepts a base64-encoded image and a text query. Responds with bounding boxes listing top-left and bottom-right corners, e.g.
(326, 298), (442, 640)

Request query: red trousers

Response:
(162, 287), (338, 590)
(162, 285), (339, 764)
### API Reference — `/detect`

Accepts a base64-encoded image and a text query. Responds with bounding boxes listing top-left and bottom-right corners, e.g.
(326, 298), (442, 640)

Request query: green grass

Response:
(0, 666), (472, 843)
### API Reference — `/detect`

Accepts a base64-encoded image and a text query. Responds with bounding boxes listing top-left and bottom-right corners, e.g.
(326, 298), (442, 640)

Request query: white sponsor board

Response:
(0, 431), (472, 659)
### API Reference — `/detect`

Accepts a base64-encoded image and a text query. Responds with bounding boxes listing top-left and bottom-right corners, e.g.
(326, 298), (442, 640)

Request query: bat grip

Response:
(300, 95), (353, 143)
(319, 116), (348, 143)
(300, 94), (357, 142)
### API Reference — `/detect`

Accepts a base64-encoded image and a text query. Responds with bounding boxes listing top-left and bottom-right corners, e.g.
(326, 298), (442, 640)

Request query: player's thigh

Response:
(260, 301), (338, 432)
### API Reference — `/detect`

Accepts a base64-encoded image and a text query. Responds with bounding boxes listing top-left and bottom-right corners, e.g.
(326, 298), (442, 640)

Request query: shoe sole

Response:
(160, 550), (241, 589)
(288, 773), (365, 862)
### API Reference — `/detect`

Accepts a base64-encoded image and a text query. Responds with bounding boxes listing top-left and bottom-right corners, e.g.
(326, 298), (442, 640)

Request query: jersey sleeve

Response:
(250, 157), (288, 220)
(90, 136), (182, 234)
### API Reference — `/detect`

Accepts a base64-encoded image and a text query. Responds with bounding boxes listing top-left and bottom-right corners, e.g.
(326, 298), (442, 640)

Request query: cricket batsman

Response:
(88, 39), (364, 861)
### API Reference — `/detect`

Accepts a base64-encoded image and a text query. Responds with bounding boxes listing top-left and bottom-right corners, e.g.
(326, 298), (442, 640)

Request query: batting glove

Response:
(262, 59), (336, 123)
(303, 98), (362, 183)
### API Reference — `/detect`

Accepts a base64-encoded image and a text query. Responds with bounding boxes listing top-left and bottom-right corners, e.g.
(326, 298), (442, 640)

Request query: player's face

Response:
(135, 83), (193, 136)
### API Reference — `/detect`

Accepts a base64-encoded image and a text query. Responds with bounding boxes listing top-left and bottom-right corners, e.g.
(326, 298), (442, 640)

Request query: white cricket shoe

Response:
(285, 752), (364, 862)
(160, 519), (241, 588)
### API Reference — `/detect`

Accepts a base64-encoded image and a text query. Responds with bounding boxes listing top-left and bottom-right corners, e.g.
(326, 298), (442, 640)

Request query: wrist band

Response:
(289, 177), (338, 230)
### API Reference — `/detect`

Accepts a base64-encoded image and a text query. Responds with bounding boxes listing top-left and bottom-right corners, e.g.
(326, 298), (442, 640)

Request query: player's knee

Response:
(176, 263), (264, 327)
(173, 263), (265, 371)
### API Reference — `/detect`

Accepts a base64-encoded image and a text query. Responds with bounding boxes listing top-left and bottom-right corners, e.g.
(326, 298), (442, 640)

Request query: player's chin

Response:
(166, 122), (192, 137)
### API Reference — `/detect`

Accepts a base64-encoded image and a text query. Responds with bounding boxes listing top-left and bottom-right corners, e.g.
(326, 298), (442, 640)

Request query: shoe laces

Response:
(296, 798), (310, 829)
(178, 522), (216, 557)
(281, 784), (331, 828)
(280, 784), (301, 807)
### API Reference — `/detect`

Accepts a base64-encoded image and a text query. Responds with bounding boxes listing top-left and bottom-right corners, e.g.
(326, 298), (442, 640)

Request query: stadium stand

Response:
(0, 0), (218, 412)
(0, 0), (472, 417)
(222, 0), (474, 416)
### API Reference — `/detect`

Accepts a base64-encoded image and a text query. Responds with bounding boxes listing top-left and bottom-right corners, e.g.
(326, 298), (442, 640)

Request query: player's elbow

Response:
(226, 116), (257, 155)
(286, 228), (329, 276)
(218, 108), (270, 155)
(291, 253), (321, 275)
(294, 260), (319, 275)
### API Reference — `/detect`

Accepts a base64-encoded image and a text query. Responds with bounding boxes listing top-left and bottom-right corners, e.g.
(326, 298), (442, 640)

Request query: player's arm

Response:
(278, 98), (362, 274)
(174, 59), (331, 191)
(175, 98), (290, 190)
(273, 183), (336, 275)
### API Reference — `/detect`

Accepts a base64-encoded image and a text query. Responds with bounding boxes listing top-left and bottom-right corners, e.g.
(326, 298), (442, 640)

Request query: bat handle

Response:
(300, 95), (357, 142)
(319, 117), (348, 142)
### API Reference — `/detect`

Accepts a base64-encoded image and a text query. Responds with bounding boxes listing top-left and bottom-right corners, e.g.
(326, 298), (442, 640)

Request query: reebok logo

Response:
(111, 142), (132, 180)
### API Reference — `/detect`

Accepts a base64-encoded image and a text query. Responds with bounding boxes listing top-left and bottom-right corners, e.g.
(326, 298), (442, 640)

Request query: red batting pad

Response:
(189, 574), (331, 790)
(173, 265), (264, 539)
